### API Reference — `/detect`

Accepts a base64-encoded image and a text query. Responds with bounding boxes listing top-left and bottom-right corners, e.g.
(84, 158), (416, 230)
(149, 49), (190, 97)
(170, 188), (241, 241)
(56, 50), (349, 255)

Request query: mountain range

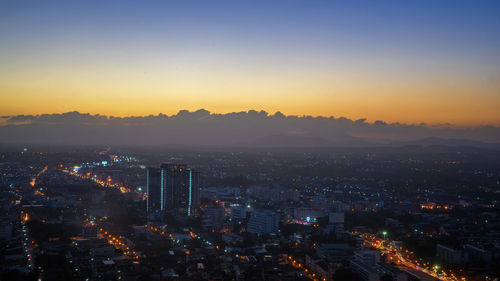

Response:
(1, 110), (499, 148)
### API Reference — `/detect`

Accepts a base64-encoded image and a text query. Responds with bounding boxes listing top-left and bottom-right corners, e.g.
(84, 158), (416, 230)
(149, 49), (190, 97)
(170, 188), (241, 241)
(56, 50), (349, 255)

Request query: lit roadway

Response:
(359, 233), (466, 281)
(285, 254), (325, 281)
(20, 211), (34, 270)
(30, 166), (48, 187)
(63, 166), (143, 260)
(62, 167), (133, 194)
(21, 166), (49, 272)
(97, 226), (140, 260)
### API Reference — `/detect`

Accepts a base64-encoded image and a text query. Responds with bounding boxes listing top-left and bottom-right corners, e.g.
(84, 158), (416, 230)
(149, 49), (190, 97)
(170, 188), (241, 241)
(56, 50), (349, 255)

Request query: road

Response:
(360, 233), (465, 281)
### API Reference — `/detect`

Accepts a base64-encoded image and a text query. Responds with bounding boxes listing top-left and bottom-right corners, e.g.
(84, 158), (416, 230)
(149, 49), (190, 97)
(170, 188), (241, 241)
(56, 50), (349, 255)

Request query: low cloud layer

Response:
(1, 110), (499, 146)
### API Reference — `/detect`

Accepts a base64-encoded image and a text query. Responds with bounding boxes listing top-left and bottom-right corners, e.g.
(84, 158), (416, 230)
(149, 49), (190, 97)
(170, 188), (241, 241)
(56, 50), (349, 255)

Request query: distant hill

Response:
(1, 110), (499, 147)
(391, 137), (500, 148)
(242, 134), (373, 147)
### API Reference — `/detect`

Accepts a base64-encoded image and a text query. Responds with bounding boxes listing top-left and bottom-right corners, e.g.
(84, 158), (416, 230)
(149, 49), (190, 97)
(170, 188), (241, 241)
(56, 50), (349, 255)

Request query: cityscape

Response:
(1, 1), (500, 281)
(1, 145), (499, 280)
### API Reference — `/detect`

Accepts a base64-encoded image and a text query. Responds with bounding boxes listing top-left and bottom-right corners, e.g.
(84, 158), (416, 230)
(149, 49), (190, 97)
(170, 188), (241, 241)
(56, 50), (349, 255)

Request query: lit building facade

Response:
(146, 167), (161, 212)
(247, 209), (279, 235)
(147, 163), (200, 216)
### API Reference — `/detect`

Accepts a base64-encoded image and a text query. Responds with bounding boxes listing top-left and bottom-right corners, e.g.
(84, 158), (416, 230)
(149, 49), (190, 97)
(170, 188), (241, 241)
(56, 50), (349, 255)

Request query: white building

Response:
(350, 250), (380, 281)
(247, 209), (279, 235)
(230, 204), (248, 220)
(204, 206), (225, 222)
(436, 244), (463, 264)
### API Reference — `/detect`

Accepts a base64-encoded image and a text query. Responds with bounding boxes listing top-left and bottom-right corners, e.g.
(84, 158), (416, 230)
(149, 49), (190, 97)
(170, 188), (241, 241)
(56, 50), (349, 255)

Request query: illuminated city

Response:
(1, 1), (500, 281)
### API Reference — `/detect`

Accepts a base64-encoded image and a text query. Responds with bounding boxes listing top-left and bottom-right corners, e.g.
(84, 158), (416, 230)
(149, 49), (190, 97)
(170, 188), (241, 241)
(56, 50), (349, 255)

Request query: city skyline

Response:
(1, 0), (500, 126)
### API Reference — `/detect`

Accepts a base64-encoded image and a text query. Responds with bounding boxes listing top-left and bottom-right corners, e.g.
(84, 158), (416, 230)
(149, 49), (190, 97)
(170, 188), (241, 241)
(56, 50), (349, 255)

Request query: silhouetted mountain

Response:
(391, 137), (500, 148)
(244, 134), (373, 147)
(0, 110), (499, 147)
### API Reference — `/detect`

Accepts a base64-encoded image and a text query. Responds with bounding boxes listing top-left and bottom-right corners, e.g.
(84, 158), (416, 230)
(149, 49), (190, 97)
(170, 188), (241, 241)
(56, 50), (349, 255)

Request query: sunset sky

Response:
(1, 0), (499, 126)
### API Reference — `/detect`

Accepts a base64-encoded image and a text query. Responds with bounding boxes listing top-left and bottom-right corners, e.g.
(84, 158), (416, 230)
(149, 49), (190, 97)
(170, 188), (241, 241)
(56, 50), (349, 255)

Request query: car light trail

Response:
(359, 232), (465, 281)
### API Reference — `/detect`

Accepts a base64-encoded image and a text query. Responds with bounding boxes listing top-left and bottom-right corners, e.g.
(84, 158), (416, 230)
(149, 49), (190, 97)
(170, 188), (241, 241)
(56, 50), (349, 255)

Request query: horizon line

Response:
(1, 109), (498, 129)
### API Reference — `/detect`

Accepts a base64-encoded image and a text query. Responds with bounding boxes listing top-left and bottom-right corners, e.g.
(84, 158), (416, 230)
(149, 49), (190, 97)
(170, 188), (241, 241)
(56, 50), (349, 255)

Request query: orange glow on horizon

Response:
(1, 63), (499, 126)
(0, 104), (499, 127)
(1, 1), (499, 128)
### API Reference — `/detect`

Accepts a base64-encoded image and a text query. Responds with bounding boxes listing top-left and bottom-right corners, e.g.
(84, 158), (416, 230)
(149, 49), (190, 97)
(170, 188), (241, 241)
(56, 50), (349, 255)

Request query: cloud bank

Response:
(1, 110), (499, 146)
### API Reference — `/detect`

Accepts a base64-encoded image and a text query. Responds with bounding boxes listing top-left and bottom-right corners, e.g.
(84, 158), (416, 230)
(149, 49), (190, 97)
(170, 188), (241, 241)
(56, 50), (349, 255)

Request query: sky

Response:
(1, 0), (499, 126)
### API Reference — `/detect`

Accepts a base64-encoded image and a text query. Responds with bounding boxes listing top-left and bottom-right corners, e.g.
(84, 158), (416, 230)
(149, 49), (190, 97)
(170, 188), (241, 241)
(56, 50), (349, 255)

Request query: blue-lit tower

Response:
(146, 167), (161, 212)
(147, 163), (200, 216)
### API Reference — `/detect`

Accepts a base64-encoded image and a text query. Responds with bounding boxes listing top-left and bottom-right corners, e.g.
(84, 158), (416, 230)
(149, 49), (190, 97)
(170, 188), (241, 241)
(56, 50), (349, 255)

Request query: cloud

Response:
(0, 110), (499, 146)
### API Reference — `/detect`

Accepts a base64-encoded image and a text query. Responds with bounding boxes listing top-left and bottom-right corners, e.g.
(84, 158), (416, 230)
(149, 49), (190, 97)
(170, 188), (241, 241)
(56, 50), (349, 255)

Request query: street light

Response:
(434, 264), (440, 274)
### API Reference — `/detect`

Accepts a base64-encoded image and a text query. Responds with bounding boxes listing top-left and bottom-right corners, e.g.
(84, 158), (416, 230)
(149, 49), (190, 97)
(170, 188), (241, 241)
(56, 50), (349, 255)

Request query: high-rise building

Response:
(146, 167), (161, 212)
(230, 204), (248, 220)
(350, 250), (380, 281)
(327, 212), (345, 239)
(204, 206), (225, 222)
(147, 163), (200, 216)
(247, 209), (279, 235)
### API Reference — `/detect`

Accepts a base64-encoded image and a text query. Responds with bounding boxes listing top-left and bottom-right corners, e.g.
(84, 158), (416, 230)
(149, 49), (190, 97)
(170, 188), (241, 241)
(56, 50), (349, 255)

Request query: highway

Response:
(360, 233), (466, 281)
